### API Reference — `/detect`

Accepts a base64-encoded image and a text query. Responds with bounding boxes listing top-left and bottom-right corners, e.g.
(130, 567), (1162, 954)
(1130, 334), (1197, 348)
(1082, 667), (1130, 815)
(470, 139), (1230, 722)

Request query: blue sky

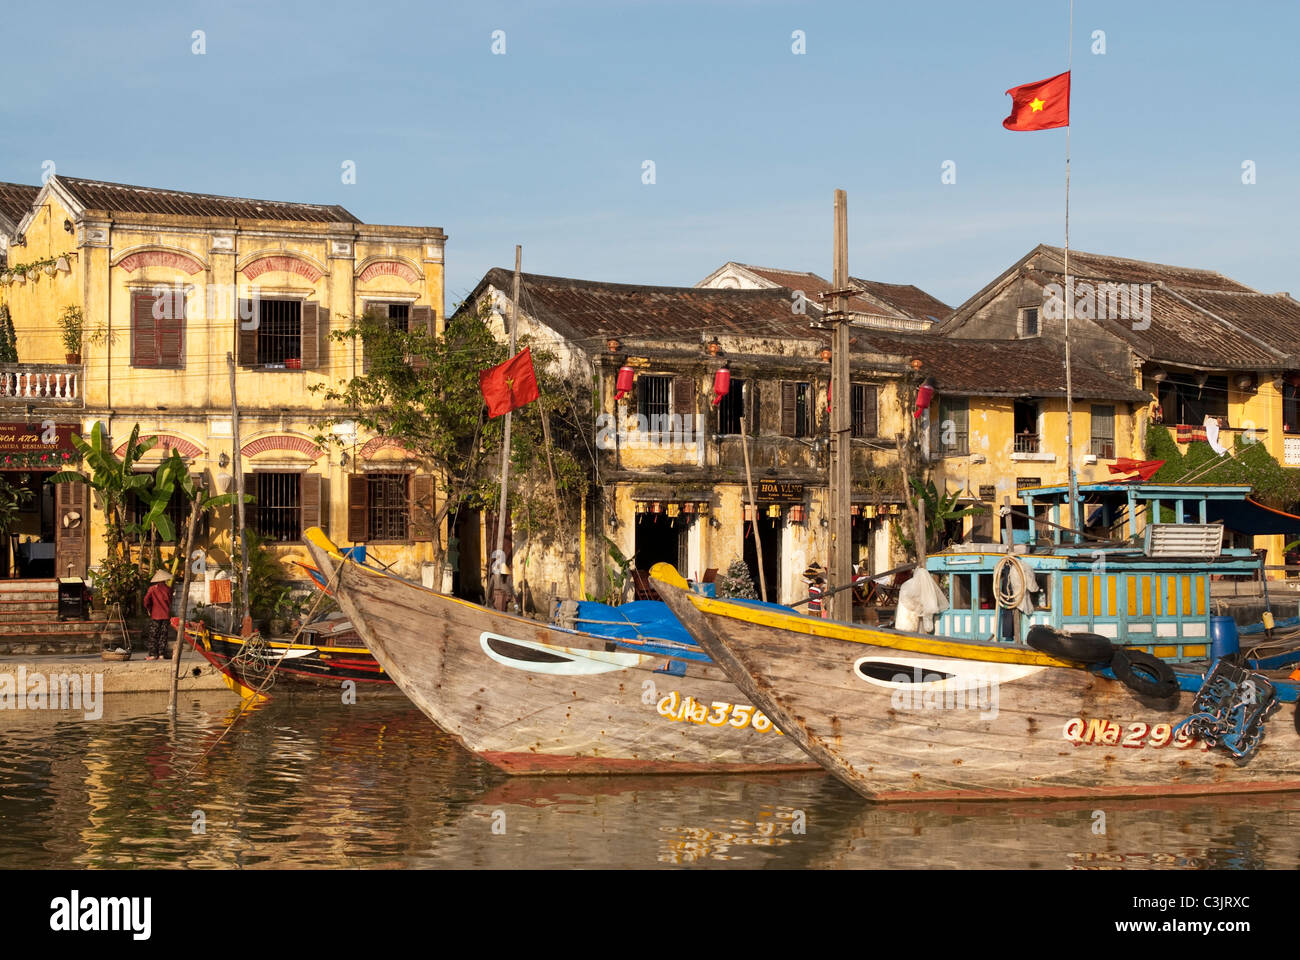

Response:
(2, 0), (1295, 312)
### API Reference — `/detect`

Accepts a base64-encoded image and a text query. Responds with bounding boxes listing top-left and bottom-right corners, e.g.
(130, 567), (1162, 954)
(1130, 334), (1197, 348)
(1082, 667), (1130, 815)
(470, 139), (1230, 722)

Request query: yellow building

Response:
(0, 175), (445, 603)
(942, 245), (1300, 568)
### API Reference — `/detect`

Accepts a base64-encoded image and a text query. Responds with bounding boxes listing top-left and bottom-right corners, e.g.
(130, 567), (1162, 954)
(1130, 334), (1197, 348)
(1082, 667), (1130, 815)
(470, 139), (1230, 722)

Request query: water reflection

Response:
(2, 691), (1299, 868)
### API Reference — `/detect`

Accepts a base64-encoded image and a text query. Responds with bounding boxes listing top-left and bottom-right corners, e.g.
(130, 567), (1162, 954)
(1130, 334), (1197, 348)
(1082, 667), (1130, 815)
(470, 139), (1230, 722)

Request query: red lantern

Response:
(914, 377), (936, 419)
(614, 365), (635, 401)
(712, 365), (731, 406)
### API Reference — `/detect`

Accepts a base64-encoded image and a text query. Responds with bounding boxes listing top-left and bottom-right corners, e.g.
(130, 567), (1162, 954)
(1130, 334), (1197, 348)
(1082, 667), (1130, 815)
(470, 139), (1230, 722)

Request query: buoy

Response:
(1263, 610), (1276, 631)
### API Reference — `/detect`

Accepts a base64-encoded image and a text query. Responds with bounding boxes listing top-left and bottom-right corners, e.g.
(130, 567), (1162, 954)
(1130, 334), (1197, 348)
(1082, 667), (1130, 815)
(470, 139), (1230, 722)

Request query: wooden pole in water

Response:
(228, 352), (251, 634)
(491, 246), (521, 610)
(739, 414), (767, 602)
(167, 494), (203, 716)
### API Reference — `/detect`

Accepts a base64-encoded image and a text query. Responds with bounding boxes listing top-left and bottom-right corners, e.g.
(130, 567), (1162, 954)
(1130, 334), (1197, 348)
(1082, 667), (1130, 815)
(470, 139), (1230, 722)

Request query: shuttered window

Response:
(238, 299), (321, 369)
(638, 375), (671, 433)
(1090, 405), (1116, 459)
(253, 472), (301, 542)
(718, 379), (756, 434)
(781, 381), (812, 437)
(851, 383), (877, 438)
(932, 397), (969, 456)
(347, 473), (432, 543)
(368, 473), (410, 542)
(131, 291), (185, 368)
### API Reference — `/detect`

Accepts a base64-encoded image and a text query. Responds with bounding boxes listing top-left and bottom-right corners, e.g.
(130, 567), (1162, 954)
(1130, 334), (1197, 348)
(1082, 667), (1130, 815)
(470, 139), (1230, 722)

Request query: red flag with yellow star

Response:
(1002, 70), (1070, 131)
(479, 347), (540, 418)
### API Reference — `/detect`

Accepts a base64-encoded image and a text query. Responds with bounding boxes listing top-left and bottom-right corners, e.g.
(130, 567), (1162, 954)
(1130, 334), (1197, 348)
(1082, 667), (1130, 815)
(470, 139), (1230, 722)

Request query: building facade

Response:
(0, 175), (445, 596)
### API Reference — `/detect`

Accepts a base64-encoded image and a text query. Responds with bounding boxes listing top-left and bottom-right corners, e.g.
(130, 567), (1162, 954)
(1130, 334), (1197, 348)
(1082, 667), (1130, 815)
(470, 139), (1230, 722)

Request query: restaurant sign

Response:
(756, 479), (805, 503)
(0, 422), (80, 469)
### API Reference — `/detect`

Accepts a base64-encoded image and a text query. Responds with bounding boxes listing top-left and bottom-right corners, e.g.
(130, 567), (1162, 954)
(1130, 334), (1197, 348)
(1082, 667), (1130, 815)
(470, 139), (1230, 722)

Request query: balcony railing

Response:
(0, 364), (82, 404)
(1014, 433), (1040, 454)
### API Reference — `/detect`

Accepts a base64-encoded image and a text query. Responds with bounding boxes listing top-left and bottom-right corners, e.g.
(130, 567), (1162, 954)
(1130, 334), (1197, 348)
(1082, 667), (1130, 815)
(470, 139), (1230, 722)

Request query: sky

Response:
(2, 0), (1296, 313)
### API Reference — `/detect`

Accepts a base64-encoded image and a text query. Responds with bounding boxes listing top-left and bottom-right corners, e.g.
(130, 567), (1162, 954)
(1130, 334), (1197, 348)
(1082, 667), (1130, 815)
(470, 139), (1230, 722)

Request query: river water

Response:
(3, 689), (1300, 869)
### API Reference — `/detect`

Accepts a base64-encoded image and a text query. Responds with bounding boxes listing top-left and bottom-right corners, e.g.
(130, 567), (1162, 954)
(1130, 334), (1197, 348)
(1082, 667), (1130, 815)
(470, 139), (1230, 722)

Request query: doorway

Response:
(451, 506), (485, 603)
(743, 512), (782, 603)
(1, 471), (55, 578)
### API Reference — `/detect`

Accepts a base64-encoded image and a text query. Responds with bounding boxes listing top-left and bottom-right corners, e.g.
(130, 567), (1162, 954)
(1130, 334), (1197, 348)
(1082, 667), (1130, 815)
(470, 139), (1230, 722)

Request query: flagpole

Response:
(492, 245), (521, 609)
(1063, 0), (1079, 538)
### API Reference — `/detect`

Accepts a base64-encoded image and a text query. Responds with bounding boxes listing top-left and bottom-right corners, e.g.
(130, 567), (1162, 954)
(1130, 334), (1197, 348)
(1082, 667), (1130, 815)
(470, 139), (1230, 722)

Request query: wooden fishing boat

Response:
(177, 616), (390, 698)
(302, 527), (816, 775)
(653, 553), (1300, 803)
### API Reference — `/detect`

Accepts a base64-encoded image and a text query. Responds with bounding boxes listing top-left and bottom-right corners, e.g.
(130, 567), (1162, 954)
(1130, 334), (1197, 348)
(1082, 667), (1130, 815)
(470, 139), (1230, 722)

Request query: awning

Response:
(1204, 497), (1300, 537)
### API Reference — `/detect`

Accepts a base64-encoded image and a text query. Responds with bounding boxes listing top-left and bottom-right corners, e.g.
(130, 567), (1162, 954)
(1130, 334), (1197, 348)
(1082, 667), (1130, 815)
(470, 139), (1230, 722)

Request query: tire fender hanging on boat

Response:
(1025, 624), (1114, 665)
(1111, 647), (1179, 700)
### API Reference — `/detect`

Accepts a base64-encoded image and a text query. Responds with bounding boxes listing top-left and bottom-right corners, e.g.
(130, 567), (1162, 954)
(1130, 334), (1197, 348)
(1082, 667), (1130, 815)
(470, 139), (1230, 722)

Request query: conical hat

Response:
(150, 569), (172, 583)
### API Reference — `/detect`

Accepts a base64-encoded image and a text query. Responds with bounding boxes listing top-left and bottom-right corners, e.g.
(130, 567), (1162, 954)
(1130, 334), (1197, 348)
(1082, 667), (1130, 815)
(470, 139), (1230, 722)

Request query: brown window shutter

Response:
(243, 473), (257, 534)
(55, 481), (88, 577)
(672, 376), (694, 418)
(300, 301), (320, 369)
(746, 380), (759, 435)
(409, 305), (433, 372)
(861, 384), (878, 437)
(347, 473), (369, 543)
(238, 300), (258, 366)
(157, 288), (185, 369)
(409, 305), (433, 336)
(411, 474), (434, 541)
(299, 472), (322, 534)
(780, 381), (797, 437)
(132, 293), (159, 367)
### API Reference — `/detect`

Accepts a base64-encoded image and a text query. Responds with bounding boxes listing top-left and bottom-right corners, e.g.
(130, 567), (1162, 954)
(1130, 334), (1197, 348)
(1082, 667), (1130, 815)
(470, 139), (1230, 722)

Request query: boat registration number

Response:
(1062, 718), (1206, 750)
(656, 691), (783, 734)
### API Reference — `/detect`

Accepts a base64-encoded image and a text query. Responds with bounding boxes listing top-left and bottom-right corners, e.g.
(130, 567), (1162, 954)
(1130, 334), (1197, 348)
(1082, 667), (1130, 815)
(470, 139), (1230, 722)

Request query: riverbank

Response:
(0, 645), (232, 694)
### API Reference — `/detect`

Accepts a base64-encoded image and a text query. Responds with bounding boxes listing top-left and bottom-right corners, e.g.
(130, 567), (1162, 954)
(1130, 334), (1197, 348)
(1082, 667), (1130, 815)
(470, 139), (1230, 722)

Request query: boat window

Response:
(951, 573), (972, 609)
(977, 573), (995, 609)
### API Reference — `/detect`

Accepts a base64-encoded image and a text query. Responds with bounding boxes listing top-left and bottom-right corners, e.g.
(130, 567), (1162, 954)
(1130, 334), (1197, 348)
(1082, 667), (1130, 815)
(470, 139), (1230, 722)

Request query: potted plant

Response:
(58, 306), (83, 364)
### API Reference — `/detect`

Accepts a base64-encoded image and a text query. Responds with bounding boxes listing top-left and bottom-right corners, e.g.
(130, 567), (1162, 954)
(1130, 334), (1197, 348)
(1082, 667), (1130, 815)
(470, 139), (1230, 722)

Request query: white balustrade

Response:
(0, 365), (81, 402)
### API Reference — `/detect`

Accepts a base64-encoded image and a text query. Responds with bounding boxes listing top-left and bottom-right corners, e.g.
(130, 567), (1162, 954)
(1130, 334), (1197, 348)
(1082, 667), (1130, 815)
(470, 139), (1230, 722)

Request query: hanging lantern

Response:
(614, 364), (635, 401)
(914, 376), (936, 419)
(864, 505), (877, 518)
(696, 501), (710, 516)
(682, 501), (695, 514)
(712, 363), (731, 406)
(635, 501), (647, 514)
(743, 504), (755, 521)
(667, 502), (680, 518)
(789, 505), (806, 523)
(650, 501), (662, 514)
(55, 257), (70, 274)
(767, 504), (781, 519)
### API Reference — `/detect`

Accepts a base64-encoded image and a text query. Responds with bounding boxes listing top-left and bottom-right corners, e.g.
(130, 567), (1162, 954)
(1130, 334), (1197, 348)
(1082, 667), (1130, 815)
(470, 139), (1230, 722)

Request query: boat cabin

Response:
(925, 483), (1264, 662)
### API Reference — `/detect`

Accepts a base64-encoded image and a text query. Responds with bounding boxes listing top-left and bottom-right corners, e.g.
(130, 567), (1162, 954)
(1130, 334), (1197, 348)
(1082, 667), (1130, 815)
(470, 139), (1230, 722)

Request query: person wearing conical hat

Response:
(802, 562), (827, 618)
(143, 570), (174, 660)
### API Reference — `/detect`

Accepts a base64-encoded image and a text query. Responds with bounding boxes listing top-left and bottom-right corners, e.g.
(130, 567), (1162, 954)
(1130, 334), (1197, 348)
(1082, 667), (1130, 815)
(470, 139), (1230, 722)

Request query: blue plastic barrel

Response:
(1210, 615), (1240, 660)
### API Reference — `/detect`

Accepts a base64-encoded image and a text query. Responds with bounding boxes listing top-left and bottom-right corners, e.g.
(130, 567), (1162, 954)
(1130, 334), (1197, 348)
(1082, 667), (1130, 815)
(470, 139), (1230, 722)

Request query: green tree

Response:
(311, 301), (594, 581)
(716, 557), (759, 600)
(0, 304), (16, 364)
(893, 477), (985, 558)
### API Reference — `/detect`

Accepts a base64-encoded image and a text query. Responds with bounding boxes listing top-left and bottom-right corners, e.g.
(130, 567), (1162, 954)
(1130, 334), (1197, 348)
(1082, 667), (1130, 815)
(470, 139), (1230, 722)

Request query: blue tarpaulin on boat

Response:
(1205, 498), (1300, 537)
(567, 597), (796, 647)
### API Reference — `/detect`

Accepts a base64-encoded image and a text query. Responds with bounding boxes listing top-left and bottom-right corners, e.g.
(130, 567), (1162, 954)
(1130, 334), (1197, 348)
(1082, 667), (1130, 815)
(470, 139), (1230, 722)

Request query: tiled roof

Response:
(1034, 246), (1251, 293)
(849, 277), (952, 323)
(860, 332), (1150, 402)
(479, 268), (825, 346)
(54, 176), (361, 223)
(738, 263), (947, 322)
(0, 182), (39, 227)
(1170, 289), (1300, 360)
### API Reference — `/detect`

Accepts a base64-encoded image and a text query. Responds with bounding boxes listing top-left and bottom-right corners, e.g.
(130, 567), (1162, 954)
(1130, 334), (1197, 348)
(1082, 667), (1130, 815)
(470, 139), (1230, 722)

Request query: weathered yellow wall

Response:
(0, 194), (82, 364)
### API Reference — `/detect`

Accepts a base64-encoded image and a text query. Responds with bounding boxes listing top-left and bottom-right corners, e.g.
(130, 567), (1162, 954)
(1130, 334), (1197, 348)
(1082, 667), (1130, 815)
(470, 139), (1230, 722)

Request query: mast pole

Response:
(1063, 0), (1080, 538)
(492, 245), (521, 609)
(828, 190), (853, 619)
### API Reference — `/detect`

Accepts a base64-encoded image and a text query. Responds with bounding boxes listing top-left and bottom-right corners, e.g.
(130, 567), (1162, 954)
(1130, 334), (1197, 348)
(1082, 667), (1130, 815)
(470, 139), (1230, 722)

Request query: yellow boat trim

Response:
(648, 563), (1077, 668)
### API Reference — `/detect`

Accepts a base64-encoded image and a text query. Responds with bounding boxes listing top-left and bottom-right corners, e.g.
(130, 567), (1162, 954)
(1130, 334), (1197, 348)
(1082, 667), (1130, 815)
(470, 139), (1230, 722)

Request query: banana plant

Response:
(907, 476), (986, 554)
(50, 422), (156, 558)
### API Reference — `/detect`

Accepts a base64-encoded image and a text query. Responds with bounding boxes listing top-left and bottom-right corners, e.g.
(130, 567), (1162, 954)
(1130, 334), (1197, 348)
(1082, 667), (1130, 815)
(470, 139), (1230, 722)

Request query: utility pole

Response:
(491, 245), (521, 610)
(167, 493), (203, 716)
(228, 352), (250, 634)
(827, 190), (853, 621)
